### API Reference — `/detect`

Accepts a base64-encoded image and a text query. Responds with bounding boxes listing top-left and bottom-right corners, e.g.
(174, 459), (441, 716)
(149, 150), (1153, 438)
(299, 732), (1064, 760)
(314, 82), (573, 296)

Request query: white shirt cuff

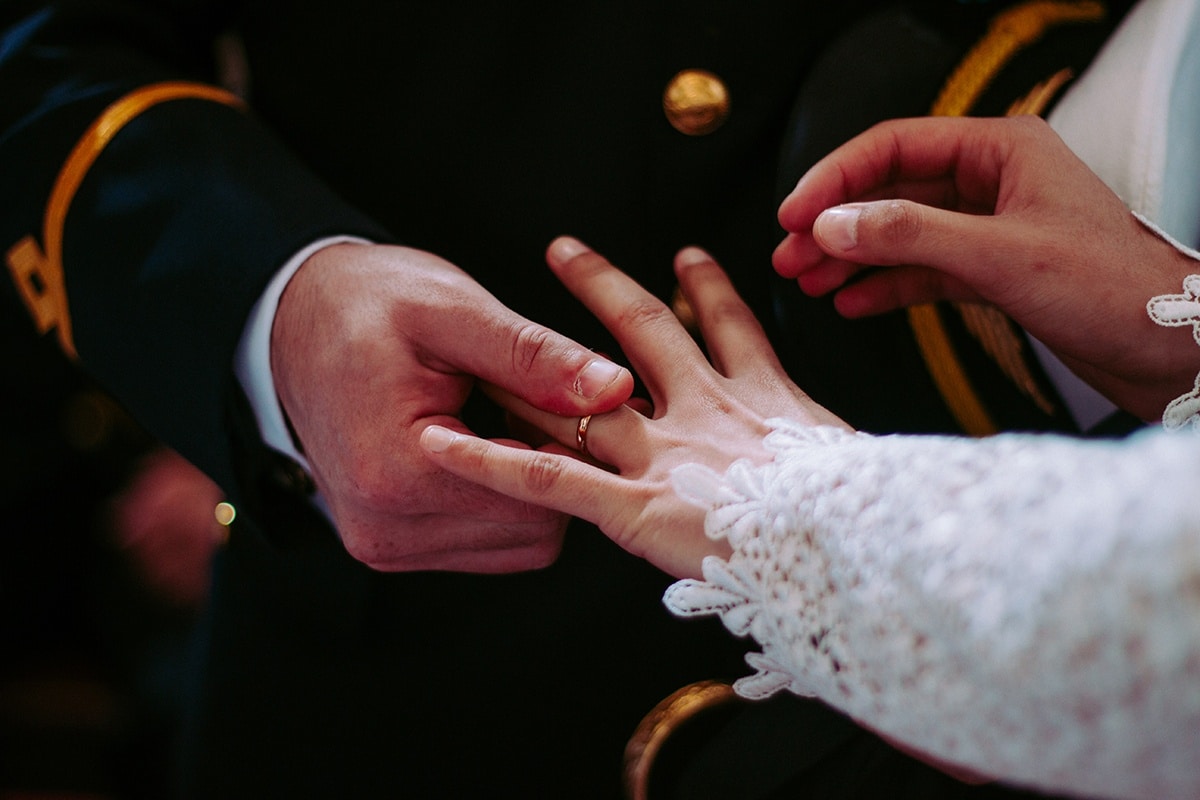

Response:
(234, 235), (371, 472)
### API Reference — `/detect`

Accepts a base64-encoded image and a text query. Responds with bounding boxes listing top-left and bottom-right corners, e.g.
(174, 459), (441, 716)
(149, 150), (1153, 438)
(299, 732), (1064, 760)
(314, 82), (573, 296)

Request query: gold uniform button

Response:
(663, 69), (731, 135)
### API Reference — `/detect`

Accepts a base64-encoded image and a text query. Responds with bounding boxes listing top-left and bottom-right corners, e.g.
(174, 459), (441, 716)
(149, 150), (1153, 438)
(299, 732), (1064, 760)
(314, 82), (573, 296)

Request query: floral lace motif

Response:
(665, 421), (1200, 799)
(1148, 274), (1200, 429)
(1136, 210), (1200, 430)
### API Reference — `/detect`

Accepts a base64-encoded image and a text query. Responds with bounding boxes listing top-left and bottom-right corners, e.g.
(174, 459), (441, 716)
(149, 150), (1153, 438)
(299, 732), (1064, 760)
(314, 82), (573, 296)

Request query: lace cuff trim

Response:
(1147, 274), (1200, 429)
(1137, 211), (1200, 429)
(664, 420), (1200, 799)
(666, 423), (869, 701)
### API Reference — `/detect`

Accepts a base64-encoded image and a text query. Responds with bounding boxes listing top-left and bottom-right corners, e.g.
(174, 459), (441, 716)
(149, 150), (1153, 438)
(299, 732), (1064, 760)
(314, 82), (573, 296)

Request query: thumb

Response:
(814, 200), (1011, 283)
(438, 302), (634, 417)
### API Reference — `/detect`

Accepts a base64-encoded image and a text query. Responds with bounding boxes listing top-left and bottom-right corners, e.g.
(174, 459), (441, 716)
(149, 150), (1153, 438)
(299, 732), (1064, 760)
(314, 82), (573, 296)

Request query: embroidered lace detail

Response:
(1135, 210), (1200, 429)
(1148, 274), (1200, 430)
(665, 420), (1200, 800)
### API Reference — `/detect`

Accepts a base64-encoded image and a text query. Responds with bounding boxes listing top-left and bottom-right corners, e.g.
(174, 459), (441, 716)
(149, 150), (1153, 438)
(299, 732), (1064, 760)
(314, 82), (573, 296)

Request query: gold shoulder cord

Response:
(6, 81), (243, 359)
(907, 0), (1105, 435)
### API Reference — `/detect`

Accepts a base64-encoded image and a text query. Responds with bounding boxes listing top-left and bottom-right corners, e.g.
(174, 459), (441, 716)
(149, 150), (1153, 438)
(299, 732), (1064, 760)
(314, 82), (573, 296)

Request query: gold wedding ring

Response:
(576, 414), (593, 457)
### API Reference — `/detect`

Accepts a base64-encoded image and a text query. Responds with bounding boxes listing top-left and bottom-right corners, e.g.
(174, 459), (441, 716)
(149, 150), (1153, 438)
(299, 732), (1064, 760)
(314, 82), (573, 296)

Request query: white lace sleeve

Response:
(665, 422), (1200, 800)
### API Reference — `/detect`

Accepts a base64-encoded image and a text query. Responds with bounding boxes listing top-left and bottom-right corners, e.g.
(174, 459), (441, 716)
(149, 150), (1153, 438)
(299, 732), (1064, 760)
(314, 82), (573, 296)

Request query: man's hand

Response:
(270, 242), (633, 573)
(773, 116), (1200, 421)
(421, 239), (849, 581)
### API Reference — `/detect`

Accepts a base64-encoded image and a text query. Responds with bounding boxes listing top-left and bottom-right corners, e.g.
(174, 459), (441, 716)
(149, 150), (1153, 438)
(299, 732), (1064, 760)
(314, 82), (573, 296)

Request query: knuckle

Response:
(519, 451), (566, 494)
(508, 321), (554, 376)
(863, 118), (899, 139)
(616, 297), (674, 335)
(864, 200), (924, 247)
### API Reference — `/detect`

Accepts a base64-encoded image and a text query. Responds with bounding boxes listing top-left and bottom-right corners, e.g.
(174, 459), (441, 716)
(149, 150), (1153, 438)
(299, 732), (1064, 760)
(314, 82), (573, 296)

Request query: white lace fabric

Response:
(664, 274), (1200, 799)
(1139, 213), (1200, 429)
(1147, 274), (1200, 430)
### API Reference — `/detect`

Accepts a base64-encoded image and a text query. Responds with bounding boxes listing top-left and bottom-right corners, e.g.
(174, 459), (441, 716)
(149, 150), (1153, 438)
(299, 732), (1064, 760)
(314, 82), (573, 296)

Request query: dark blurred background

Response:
(1, 318), (222, 800)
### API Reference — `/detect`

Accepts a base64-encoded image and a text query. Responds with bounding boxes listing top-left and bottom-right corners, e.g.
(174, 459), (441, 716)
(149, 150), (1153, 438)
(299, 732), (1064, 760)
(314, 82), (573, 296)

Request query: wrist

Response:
(269, 239), (373, 452)
(1072, 215), (1200, 423)
(236, 236), (370, 463)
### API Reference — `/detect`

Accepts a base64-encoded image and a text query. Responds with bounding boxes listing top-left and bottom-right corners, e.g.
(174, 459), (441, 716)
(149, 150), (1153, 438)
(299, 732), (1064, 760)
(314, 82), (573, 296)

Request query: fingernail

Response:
(549, 236), (589, 262)
(576, 358), (625, 399)
(816, 205), (861, 251)
(676, 246), (711, 267)
(421, 425), (459, 453)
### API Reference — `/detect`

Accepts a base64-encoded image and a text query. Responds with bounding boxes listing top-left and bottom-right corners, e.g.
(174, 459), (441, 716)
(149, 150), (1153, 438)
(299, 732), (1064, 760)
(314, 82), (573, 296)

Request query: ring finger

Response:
(482, 382), (645, 466)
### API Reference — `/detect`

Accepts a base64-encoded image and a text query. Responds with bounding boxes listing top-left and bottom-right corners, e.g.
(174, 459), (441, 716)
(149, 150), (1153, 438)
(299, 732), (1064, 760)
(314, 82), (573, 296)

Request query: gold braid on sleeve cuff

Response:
(6, 81), (244, 359)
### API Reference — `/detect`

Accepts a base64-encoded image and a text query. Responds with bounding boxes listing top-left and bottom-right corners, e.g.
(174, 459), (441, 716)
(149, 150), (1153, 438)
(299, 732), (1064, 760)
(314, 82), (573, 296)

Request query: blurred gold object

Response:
(931, 0), (1101, 118)
(670, 284), (698, 335)
(663, 69), (731, 135)
(623, 680), (739, 800)
(214, 501), (237, 527)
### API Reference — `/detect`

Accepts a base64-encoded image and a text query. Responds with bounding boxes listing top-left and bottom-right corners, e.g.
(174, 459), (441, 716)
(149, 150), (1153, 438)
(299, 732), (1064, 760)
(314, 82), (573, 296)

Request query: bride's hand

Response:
(773, 115), (1200, 421)
(420, 237), (847, 579)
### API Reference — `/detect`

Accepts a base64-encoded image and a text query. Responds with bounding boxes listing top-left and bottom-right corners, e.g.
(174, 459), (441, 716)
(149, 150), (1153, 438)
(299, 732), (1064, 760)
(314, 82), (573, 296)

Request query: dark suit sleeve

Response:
(0, 2), (391, 533)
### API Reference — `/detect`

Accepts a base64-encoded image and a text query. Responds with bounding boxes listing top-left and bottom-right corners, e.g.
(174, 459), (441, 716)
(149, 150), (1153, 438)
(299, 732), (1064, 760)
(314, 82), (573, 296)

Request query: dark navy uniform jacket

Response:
(0, 2), (1122, 796)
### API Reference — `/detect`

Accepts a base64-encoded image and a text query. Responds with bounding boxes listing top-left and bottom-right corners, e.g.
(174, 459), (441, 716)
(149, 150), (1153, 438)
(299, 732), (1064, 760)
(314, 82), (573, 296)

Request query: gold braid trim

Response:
(6, 81), (243, 359)
(905, 0), (1105, 435)
(950, 67), (1074, 419)
(931, 0), (1105, 118)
